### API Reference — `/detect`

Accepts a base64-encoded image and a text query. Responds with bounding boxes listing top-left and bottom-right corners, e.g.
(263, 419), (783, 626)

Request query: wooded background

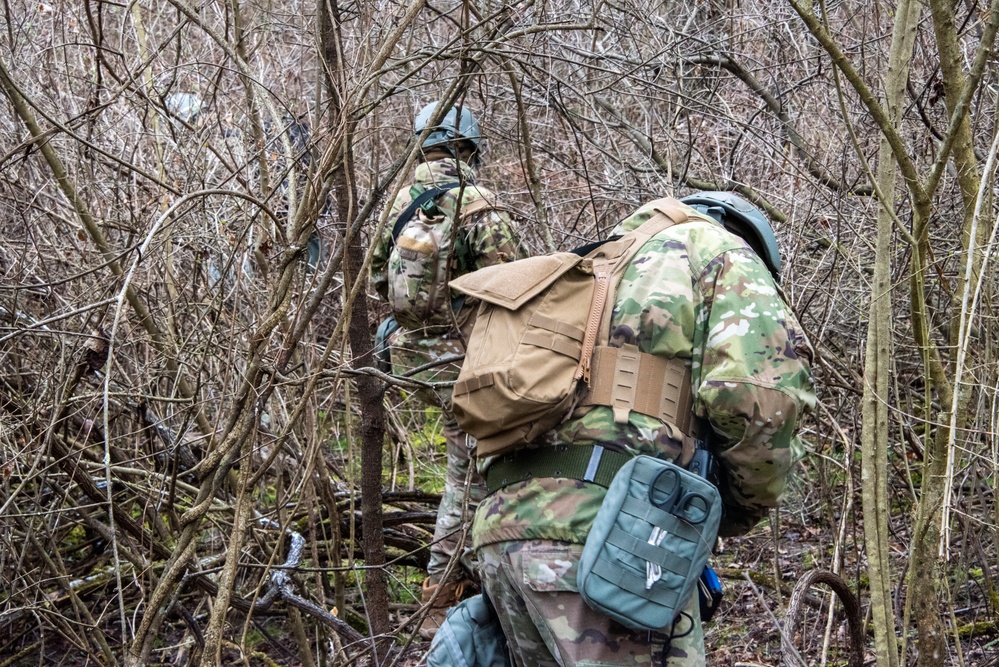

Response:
(1, 0), (997, 665)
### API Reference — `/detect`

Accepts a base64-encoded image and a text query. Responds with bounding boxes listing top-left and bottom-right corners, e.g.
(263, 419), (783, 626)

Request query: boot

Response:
(418, 577), (470, 640)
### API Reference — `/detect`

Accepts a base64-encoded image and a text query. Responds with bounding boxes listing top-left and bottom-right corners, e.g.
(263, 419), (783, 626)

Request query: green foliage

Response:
(386, 396), (449, 494)
(241, 627), (268, 650)
(387, 567), (424, 605)
(63, 524), (88, 549)
(257, 484), (278, 506)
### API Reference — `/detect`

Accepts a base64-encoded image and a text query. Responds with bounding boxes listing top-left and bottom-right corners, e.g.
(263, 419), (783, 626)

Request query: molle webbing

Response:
(581, 344), (693, 431)
(523, 313), (585, 359)
(449, 196), (701, 458)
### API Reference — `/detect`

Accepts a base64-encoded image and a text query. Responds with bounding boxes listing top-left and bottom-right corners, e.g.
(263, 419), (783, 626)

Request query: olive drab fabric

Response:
(449, 198), (702, 458)
(473, 197), (816, 667)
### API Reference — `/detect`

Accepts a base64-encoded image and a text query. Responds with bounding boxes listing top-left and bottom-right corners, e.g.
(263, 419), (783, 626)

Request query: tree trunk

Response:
(317, 0), (392, 653)
(861, 1), (917, 664)
(908, 3), (999, 665)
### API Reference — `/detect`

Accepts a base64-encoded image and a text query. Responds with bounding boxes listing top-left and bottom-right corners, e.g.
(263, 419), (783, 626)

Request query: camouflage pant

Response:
(477, 540), (704, 667)
(427, 419), (487, 582)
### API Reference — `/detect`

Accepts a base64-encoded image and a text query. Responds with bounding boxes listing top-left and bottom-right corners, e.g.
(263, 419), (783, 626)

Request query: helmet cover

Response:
(680, 191), (782, 282)
(414, 101), (482, 153)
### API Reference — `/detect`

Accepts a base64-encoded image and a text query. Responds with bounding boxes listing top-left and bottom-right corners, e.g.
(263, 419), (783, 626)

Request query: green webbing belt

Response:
(484, 444), (632, 495)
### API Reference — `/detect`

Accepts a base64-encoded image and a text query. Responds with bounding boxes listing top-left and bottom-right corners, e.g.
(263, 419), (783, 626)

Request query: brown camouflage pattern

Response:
(479, 540), (700, 666)
(429, 420), (487, 580)
(371, 158), (526, 404)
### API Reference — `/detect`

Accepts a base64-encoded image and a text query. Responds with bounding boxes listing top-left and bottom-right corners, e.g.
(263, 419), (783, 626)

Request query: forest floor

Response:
(10, 485), (999, 666)
(13, 520), (999, 667)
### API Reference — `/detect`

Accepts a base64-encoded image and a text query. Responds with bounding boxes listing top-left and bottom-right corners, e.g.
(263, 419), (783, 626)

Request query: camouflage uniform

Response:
(371, 157), (525, 582)
(473, 199), (816, 666)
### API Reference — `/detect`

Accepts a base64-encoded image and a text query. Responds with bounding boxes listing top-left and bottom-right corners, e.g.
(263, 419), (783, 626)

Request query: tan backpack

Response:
(449, 198), (699, 458)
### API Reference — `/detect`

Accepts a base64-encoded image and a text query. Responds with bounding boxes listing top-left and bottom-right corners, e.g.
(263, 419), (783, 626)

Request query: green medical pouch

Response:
(577, 455), (722, 632)
(426, 593), (511, 667)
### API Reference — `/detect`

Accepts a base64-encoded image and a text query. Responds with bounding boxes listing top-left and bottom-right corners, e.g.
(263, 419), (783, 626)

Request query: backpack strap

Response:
(575, 197), (690, 385)
(453, 196), (493, 219)
(387, 182), (460, 255)
(453, 194), (524, 222)
(580, 198), (697, 439)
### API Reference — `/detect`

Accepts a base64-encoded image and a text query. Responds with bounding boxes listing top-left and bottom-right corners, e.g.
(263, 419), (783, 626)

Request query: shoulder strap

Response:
(449, 195), (523, 273)
(571, 236), (617, 257)
(387, 182), (460, 253)
(574, 197), (690, 384)
(575, 198), (703, 454)
(454, 196), (493, 220)
(453, 195), (523, 224)
(596, 198), (691, 344)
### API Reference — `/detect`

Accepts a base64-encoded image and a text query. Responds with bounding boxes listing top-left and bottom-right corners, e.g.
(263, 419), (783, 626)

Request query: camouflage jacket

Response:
(473, 199), (816, 546)
(370, 158), (525, 406)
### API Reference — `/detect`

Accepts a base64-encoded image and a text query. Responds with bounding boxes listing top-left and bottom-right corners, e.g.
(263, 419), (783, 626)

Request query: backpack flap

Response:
(449, 253), (584, 310)
(451, 197), (695, 458)
(451, 255), (596, 454)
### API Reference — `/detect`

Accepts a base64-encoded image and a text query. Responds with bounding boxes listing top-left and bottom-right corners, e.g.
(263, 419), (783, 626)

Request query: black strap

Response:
(569, 234), (620, 257)
(387, 182), (460, 254)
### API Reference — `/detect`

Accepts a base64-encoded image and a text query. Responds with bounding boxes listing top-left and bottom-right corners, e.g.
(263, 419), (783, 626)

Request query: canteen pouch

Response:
(426, 593), (511, 667)
(577, 455), (721, 631)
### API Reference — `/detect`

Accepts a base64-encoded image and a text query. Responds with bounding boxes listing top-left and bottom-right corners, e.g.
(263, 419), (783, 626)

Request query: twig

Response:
(741, 571), (807, 667)
(254, 520), (367, 648)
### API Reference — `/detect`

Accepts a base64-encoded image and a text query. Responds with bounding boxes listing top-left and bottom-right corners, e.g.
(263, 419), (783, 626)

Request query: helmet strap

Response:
(456, 143), (479, 167)
(421, 146), (454, 162)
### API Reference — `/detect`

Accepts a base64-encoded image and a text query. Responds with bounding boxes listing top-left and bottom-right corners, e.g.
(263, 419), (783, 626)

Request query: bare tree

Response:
(1, 0), (997, 664)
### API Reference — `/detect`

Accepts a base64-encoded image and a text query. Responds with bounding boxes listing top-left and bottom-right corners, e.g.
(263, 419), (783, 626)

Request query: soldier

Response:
(471, 193), (816, 666)
(370, 100), (526, 640)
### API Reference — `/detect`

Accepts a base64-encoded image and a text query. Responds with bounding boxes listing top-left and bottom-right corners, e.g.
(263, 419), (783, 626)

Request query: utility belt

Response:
(484, 443), (633, 494)
(484, 439), (724, 633)
(484, 430), (700, 495)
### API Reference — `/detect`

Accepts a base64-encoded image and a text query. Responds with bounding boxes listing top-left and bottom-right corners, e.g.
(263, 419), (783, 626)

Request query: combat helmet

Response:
(414, 101), (482, 159)
(680, 191), (782, 282)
